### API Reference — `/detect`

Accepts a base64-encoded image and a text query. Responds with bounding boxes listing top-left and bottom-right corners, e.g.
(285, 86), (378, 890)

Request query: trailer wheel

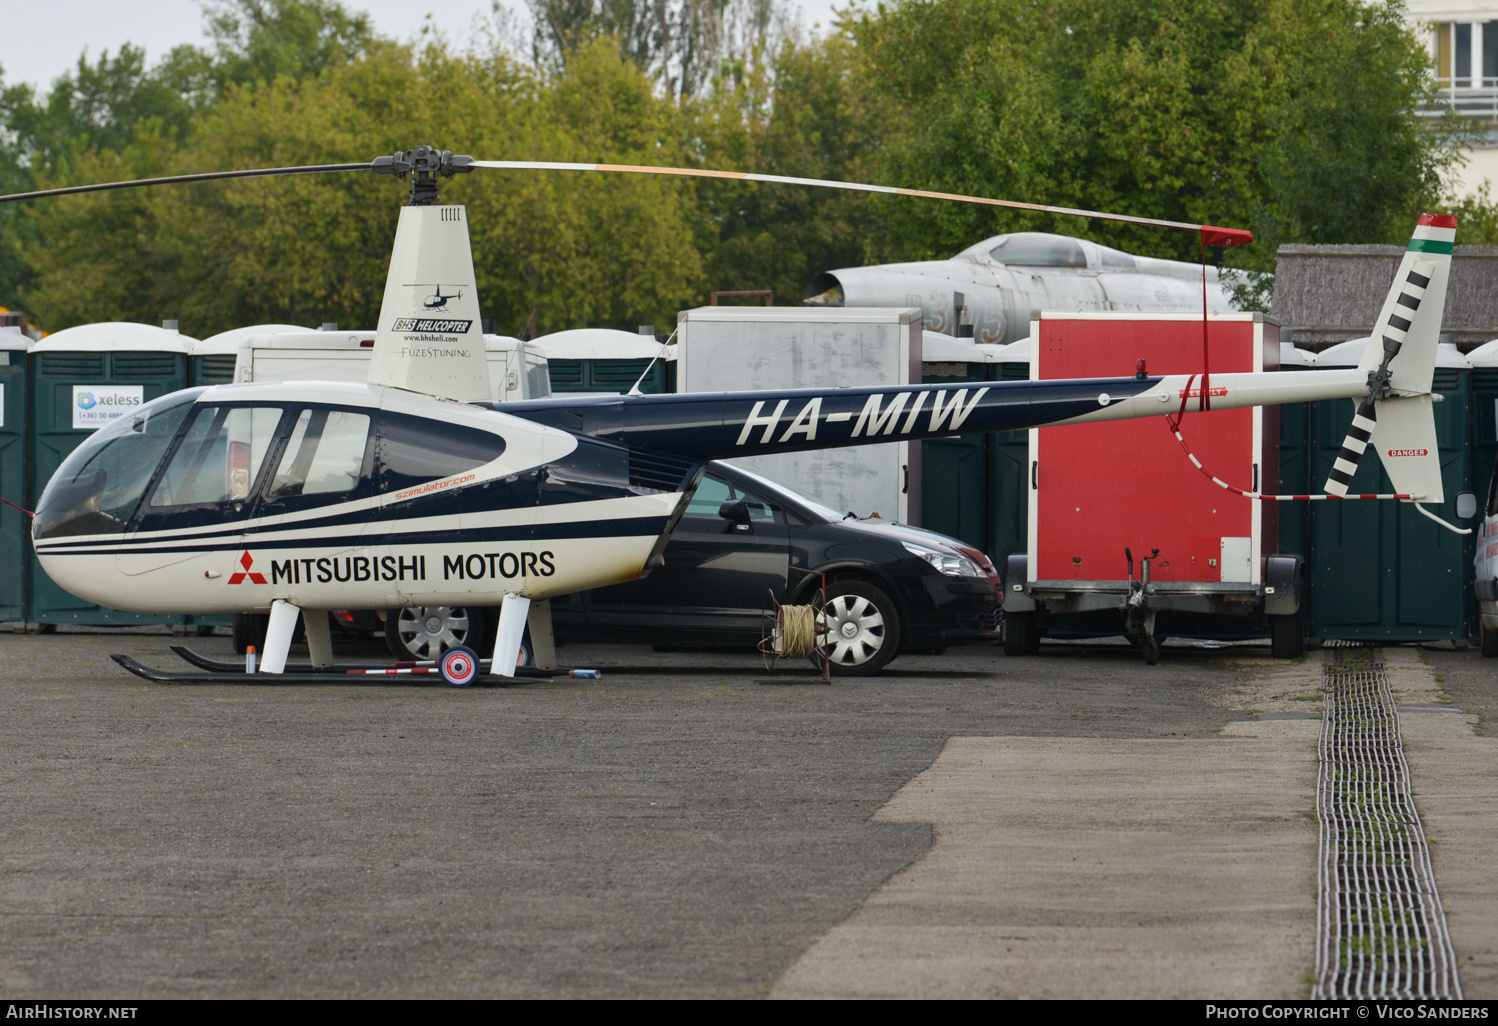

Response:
(1482, 622), (1498, 658)
(1003, 612), (1039, 656)
(1270, 610), (1306, 659)
(1141, 635), (1160, 665)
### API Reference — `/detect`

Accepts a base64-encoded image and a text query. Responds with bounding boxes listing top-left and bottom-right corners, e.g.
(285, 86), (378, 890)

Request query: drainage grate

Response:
(1313, 646), (1462, 1000)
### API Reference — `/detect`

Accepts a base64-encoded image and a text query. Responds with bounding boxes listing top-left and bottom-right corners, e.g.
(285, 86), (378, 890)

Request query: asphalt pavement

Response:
(0, 630), (1257, 999)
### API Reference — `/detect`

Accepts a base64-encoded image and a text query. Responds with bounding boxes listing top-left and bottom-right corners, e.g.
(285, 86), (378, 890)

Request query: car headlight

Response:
(902, 540), (982, 577)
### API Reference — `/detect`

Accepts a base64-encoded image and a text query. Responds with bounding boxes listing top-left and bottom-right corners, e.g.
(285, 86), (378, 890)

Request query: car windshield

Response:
(716, 461), (846, 523)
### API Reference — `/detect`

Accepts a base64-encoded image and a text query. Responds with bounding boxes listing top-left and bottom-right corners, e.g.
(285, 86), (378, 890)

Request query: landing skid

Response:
(113, 647), (568, 686)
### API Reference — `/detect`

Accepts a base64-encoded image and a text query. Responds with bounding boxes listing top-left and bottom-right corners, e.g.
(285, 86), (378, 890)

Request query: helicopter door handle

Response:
(1253, 463), (1259, 492)
(902, 465), (908, 494)
(1031, 461), (1038, 489)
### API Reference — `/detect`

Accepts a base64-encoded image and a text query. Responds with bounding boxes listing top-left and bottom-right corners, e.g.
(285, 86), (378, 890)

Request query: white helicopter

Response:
(2, 147), (1464, 685)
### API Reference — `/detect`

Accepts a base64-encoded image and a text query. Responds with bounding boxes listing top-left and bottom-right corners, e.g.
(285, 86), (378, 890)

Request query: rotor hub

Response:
(371, 145), (475, 206)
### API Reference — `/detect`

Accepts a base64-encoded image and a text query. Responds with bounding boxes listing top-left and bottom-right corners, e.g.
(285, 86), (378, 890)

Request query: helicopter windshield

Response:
(33, 389), (204, 540)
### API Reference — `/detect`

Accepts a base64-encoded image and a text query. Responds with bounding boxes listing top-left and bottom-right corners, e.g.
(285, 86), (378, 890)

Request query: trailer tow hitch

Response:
(1125, 547), (1161, 665)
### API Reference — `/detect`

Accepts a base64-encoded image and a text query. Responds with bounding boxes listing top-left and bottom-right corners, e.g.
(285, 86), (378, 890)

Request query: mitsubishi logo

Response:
(228, 551), (268, 585)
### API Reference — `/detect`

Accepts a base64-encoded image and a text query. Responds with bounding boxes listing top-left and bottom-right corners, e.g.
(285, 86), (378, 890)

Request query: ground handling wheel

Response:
(438, 646), (481, 688)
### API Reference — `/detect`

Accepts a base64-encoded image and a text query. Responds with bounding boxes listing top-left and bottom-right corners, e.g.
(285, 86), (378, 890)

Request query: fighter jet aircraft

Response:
(804, 231), (1240, 343)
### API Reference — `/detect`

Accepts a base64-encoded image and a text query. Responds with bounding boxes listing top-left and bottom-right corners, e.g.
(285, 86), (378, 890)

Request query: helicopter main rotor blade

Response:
(0, 146), (1254, 245)
(470, 160), (1254, 245)
(0, 163), (372, 204)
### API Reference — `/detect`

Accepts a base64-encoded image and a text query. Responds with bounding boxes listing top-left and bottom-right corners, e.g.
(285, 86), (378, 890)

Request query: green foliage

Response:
(529, 0), (781, 98)
(1444, 183), (1498, 245)
(0, 0), (1469, 331)
(847, 0), (1457, 270)
(22, 41), (706, 337)
(690, 33), (880, 303)
(200, 0), (379, 90)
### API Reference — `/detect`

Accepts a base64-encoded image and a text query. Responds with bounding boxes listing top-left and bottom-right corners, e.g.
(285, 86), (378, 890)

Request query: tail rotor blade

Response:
(1325, 399), (1378, 497)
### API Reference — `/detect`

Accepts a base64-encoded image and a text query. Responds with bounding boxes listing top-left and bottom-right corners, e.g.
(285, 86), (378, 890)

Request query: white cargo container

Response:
(231, 329), (551, 400)
(676, 307), (922, 523)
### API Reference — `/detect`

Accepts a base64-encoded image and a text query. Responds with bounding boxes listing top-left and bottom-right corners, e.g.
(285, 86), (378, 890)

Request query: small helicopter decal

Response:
(0, 147), (1461, 684)
(421, 284), (463, 311)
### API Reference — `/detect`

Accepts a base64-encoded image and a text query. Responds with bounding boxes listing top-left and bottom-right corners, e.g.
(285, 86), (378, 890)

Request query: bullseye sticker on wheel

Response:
(439, 646), (479, 688)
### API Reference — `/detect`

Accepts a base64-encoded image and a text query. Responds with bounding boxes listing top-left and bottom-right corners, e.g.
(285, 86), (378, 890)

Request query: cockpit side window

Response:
(148, 406), (284, 509)
(32, 390), (201, 540)
(375, 412), (506, 495)
(266, 408), (373, 512)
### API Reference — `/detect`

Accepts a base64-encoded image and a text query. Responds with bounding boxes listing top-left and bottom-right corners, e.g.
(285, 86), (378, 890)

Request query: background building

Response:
(1413, 0), (1498, 196)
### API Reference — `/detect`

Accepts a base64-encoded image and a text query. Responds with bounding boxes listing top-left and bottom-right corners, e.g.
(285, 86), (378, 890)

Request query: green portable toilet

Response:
(1307, 337), (1473, 641)
(0, 328), (28, 622)
(921, 331), (994, 554)
(28, 322), (196, 626)
(1275, 338), (1318, 561)
(194, 324), (309, 385)
(535, 328), (671, 393)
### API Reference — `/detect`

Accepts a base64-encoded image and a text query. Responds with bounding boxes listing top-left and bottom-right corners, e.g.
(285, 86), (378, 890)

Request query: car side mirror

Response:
(1457, 491), (1478, 520)
(719, 498), (751, 524)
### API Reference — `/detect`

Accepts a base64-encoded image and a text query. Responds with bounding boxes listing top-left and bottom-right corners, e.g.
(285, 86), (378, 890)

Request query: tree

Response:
(19, 40), (707, 337)
(527, 0), (784, 98)
(689, 32), (882, 303)
(847, 0), (1459, 271)
(200, 0), (379, 91)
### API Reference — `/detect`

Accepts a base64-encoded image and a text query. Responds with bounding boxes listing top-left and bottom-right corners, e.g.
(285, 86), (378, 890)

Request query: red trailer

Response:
(1000, 312), (1307, 662)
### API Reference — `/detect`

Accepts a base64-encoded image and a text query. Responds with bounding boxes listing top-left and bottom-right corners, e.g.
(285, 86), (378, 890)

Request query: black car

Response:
(548, 461), (999, 674)
(276, 463), (998, 675)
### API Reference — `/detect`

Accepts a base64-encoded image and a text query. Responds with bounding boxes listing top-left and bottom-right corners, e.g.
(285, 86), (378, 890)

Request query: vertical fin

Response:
(1323, 214), (1453, 496)
(368, 204), (492, 402)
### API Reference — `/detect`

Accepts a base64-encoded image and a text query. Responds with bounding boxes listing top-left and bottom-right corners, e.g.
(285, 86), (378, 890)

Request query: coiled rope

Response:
(777, 605), (820, 658)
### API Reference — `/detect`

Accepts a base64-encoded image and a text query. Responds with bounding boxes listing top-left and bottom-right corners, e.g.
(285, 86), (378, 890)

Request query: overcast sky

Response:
(1, 0), (845, 91)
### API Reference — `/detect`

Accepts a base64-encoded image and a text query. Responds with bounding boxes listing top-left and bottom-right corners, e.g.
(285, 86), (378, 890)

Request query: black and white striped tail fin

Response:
(1322, 215), (1452, 499)
(1325, 400), (1377, 497)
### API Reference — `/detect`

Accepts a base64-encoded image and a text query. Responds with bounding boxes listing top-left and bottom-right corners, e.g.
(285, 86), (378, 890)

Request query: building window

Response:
(1434, 21), (1498, 88)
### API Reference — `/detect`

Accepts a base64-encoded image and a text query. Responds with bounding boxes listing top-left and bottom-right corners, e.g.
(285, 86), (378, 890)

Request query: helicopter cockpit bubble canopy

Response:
(32, 388), (205, 540)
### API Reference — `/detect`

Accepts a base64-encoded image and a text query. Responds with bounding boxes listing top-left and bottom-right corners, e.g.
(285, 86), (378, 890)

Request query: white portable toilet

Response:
(195, 324), (310, 385)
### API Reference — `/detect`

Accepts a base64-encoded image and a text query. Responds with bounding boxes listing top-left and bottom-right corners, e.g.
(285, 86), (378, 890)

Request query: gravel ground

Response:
(0, 630), (1261, 998)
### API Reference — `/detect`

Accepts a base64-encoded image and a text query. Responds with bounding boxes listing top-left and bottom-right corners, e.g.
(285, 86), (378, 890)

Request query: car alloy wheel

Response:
(823, 580), (901, 676)
(387, 606), (481, 661)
